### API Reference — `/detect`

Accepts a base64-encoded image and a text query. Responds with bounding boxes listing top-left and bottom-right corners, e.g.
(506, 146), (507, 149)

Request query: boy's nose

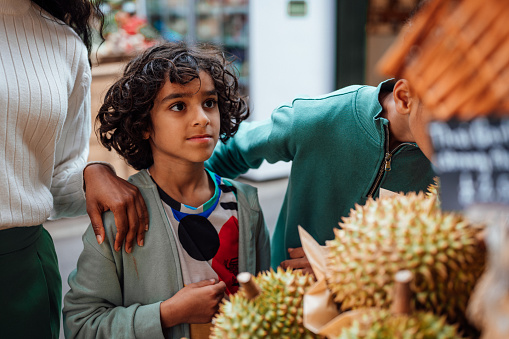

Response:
(192, 108), (210, 127)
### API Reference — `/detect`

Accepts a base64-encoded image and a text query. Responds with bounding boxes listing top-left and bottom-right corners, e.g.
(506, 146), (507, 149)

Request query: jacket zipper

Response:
(366, 124), (415, 197)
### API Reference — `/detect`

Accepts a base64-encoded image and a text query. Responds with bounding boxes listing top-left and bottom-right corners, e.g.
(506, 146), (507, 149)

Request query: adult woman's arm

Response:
(50, 44), (148, 253)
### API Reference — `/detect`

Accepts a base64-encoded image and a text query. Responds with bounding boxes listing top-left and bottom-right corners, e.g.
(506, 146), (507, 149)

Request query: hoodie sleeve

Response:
(63, 216), (166, 339)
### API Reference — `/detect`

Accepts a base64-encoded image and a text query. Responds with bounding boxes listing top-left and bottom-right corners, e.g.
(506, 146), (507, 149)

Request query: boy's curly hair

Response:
(96, 41), (250, 170)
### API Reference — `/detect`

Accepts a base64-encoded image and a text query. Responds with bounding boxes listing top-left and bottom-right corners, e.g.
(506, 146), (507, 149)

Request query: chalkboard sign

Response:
(429, 117), (509, 211)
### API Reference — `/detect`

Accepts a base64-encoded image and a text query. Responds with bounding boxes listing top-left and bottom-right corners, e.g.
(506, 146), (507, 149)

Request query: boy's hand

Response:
(83, 164), (149, 253)
(280, 247), (315, 278)
(160, 279), (227, 328)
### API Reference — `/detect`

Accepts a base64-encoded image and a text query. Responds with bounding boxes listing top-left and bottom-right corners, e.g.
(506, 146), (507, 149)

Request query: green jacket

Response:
(63, 170), (270, 339)
(206, 81), (435, 269)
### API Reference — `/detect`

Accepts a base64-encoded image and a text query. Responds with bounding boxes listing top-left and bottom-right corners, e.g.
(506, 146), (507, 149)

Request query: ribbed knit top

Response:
(0, 0), (91, 229)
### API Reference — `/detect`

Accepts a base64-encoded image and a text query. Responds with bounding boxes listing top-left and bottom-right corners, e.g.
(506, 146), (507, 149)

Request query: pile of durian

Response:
(210, 268), (321, 339)
(209, 181), (485, 338)
(325, 185), (485, 337)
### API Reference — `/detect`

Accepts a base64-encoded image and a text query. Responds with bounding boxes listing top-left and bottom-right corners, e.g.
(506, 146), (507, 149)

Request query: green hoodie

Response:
(206, 80), (435, 269)
(63, 170), (270, 339)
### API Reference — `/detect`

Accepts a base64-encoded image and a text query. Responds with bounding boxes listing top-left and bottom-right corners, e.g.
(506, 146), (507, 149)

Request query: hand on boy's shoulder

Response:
(83, 163), (149, 254)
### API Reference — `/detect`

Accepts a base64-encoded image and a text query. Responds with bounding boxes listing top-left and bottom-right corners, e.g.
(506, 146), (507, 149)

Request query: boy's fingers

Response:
(288, 247), (306, 259)
(280, 257), (309, 270)
(213, 282), (227, 302)
(193, 279), (217, 288)
(214, 281), (226, 293)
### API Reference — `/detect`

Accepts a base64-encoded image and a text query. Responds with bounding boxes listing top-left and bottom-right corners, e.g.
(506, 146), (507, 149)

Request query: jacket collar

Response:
(128, 169), (155, 188)
(354, 79), (394, 144)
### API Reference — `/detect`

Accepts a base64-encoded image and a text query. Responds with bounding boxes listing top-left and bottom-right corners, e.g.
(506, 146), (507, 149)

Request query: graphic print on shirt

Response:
(178, 215), (220, 261)
(155, 172), (240, 294)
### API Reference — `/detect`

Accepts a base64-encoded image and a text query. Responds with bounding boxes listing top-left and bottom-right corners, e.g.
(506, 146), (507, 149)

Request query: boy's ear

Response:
(393, 79), (414, 116)
(142, 130), (150, 140)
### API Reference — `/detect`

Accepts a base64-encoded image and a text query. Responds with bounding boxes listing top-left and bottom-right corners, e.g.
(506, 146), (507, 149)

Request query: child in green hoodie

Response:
(63, 42), (270, 339)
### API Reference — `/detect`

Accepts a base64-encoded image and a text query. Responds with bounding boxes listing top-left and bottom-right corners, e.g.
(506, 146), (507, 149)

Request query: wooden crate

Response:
(377, 0), (509, 120)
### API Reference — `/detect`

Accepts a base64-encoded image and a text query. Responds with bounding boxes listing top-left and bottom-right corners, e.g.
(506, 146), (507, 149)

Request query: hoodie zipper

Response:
(366, 124), (415, 198)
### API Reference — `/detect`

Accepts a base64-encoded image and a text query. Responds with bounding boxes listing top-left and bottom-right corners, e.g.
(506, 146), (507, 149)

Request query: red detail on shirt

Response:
(212, 216), (239, 295)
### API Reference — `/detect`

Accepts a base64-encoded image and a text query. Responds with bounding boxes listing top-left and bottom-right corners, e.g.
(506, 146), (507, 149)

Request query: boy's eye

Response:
(204, 99), (217, 109)
(170, 103), (185, 112)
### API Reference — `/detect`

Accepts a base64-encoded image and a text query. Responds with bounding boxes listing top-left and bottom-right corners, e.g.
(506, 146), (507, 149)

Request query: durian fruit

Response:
(336, 309), (463, 339)
(325, 192), (485, 327)
(426, 176), (441, 206)
(336, 270), (463, 339)
(426, 176), (440, 198)
(210, 268), (321, 339)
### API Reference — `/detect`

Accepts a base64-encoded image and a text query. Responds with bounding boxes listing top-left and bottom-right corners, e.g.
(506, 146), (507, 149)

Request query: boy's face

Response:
(393, 79), (435, 162)
(408, 100), (434, 161)
(146, 71), (220, 166)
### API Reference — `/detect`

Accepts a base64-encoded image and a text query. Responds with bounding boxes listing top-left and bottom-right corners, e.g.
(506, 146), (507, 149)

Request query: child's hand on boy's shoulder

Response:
(160, 279), (226, 328)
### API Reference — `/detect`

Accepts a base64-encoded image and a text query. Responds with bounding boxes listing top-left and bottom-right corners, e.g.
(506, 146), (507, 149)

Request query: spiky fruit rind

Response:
(210, 267), (320, 339)
(325, 191), (485, 326)
(426, 177), (441, 206)
(336, 309), (463, 339)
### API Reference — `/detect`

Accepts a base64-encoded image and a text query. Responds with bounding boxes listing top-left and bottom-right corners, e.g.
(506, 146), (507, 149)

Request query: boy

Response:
(205, 78), (436, 273)
(63, 42), (271, 339)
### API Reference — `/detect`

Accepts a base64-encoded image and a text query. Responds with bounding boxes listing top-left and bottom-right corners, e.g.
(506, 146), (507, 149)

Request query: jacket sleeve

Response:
(49, 46), (91, 219)
(206, 103), (300, 179)
(63, 217), (165, 339)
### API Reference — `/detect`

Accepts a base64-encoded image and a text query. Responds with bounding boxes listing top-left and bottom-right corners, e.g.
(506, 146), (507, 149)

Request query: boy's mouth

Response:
(187, 134), (213, 141)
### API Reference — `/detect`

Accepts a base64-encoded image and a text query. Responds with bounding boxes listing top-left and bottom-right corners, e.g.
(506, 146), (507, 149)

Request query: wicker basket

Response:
(377, 0), (509, 120)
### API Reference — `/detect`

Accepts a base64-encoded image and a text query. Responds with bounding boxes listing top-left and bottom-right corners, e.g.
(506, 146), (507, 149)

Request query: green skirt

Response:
(0, 225), (61, 339)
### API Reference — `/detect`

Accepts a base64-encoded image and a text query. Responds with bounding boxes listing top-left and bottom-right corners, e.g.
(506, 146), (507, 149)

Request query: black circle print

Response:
(178, 215), (220, 261)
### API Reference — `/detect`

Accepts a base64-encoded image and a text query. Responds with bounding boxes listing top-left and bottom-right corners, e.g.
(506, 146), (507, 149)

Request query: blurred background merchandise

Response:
(93, 0), (160, 62)
(88, 0), (424, 181)
(145, 0), (249, 91)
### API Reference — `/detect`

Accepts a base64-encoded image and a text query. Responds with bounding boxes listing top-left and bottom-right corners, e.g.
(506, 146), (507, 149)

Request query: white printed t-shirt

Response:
(152, 169), (240, 295)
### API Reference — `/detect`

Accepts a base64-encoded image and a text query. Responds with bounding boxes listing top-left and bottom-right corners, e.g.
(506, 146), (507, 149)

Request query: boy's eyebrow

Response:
(160, 90), (217, 103)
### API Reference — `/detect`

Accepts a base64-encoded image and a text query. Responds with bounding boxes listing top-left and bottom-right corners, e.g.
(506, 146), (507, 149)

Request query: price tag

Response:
(429, 117), (509, 211)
